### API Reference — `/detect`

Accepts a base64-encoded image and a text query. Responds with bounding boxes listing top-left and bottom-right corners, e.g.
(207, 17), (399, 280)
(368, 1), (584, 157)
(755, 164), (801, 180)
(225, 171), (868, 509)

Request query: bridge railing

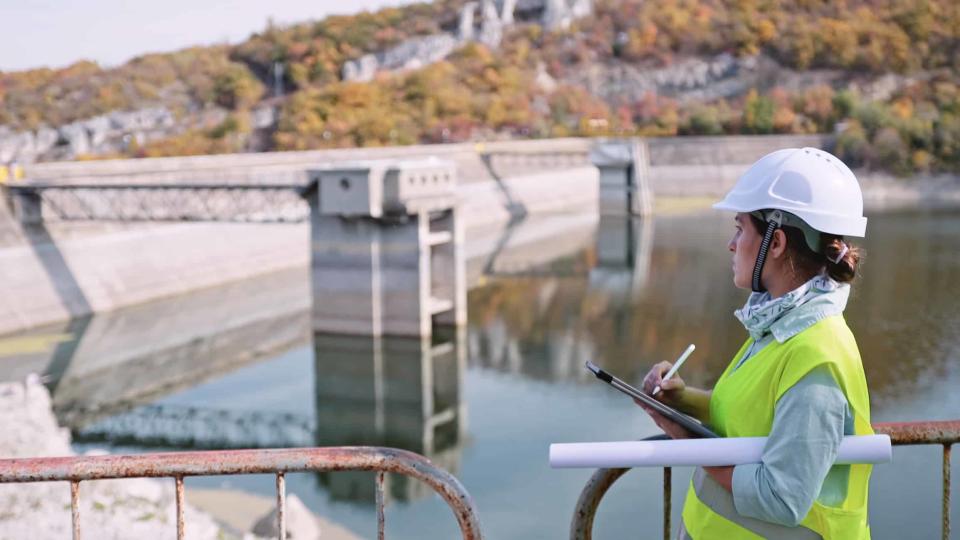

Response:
(570, 419), (959, 540)
(6, 182), (311, 223)
(0, 446), (482, 540)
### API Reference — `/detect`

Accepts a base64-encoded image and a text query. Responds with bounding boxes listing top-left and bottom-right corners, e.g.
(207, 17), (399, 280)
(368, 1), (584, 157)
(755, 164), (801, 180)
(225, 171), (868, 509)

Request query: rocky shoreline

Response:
(0, 379), (362, 540)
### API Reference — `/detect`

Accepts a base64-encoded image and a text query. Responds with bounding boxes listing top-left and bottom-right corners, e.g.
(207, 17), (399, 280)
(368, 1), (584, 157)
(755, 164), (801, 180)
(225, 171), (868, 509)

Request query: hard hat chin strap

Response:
(751, 210), (783, 293)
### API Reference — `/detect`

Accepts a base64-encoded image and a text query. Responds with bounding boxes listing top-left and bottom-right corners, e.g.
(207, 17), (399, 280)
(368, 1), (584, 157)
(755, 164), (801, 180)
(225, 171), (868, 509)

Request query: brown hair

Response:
(749, 215), (862, 283)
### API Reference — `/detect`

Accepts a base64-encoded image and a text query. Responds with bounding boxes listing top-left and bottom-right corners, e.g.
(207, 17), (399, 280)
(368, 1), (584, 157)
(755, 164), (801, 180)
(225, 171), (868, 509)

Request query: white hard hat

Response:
(713, 147), (867, 237)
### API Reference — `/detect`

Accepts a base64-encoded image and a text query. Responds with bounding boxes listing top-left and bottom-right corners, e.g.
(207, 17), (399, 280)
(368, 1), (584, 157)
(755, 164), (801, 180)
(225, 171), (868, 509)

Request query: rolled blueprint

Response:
(550, 435), (892, 468)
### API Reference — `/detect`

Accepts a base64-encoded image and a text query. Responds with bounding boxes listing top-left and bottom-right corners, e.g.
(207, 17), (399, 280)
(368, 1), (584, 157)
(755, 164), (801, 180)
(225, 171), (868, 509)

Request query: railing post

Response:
(175, 476), (185, 539)
(944, 444), (952, 540)
(663, 467), (671, 540)
(70, 480), (81, 540)
(376, 471), (386, 540)
(276, 472), (287, 540)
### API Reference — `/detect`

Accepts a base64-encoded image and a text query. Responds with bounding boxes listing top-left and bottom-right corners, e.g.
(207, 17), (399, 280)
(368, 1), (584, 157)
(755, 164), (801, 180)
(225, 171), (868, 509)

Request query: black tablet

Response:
(585, 361), (719, 439)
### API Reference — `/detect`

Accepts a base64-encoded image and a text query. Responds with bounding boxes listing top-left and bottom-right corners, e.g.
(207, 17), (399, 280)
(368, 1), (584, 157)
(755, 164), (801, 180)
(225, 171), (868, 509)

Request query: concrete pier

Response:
(308, 159), (465, 337)
(591, 139), (653, 217)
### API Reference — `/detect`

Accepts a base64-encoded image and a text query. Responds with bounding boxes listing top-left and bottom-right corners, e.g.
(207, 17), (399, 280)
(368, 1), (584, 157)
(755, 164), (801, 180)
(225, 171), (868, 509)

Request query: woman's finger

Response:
(660, 377), (685, 391)
(643, 361), (672, 393)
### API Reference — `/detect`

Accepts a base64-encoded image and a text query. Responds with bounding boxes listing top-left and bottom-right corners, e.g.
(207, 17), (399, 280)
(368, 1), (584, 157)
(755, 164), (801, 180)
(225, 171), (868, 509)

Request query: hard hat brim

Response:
(713, 200), (867, 237)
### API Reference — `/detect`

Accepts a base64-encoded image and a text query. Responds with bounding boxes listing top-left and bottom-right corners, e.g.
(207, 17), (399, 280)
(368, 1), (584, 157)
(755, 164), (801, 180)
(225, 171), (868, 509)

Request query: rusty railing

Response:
(0, 446), (482, 540)
(571, 419), (959, 540)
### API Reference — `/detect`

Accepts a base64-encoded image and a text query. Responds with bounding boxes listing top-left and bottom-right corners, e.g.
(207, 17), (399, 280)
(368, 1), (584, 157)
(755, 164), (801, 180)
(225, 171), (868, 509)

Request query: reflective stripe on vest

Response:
(687, 467), (822, 540)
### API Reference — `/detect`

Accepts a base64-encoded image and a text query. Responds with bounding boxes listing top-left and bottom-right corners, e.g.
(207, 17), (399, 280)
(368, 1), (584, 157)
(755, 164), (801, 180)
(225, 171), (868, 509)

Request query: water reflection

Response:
(46, 267), (311, 433)
(468, 208), (960, 412)
(313, 331), (466, 504)
(589, 215), (654, 301)
(468, 212), (748, 388)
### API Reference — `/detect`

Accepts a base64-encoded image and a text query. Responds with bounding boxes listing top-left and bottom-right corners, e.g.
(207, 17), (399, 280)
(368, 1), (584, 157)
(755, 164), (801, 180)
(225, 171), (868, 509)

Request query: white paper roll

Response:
(549, 435), (891, 468)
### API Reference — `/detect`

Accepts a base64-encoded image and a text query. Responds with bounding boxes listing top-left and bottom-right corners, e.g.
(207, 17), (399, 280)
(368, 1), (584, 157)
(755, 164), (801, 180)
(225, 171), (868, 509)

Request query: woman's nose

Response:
(728, 237), (736, 252)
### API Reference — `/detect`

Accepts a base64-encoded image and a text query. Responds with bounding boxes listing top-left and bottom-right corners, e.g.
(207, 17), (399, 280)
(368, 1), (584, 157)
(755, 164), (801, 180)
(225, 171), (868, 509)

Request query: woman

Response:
(640, 147), (874, 539)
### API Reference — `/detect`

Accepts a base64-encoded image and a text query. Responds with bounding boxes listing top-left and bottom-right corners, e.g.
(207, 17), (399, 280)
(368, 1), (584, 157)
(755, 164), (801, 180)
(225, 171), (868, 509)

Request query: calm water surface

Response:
(32, 208), (960, 539)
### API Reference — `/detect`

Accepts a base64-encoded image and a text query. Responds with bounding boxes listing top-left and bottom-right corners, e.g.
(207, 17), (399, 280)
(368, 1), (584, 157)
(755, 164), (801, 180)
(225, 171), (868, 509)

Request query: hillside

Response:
(0, 0), (958, 175)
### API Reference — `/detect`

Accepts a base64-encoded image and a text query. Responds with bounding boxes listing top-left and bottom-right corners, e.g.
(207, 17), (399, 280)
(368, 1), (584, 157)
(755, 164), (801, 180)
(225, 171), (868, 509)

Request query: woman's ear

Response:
(769, 228), (788, 259)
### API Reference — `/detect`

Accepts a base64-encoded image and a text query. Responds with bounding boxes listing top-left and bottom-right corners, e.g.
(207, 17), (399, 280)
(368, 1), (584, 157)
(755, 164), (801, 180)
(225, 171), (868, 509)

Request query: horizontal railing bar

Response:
(0, 446), (444, 482)
(8, 183), (307, 191)
(874, 420), (960, 445)
(30, 216), (308, 224)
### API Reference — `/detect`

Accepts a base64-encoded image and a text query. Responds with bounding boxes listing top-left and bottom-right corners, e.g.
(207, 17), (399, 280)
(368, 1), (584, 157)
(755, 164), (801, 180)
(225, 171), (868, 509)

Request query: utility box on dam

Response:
(308, 159), (465, 337)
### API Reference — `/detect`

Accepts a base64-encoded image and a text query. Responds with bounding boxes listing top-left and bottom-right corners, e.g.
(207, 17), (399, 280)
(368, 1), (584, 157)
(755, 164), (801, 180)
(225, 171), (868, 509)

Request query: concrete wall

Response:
(646, 134), (832, 196)
(0, 223), (308, 336)
(0, 134), (838, 335)
(0, 164), (599, 336)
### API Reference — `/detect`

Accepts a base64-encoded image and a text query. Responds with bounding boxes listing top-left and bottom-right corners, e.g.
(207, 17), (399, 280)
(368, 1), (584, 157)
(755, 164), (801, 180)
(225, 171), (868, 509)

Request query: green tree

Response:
(742, 90), (775, 134)
(835, 121), (870, 168)
(683, 105), (723, 135)
(872, 126), (910, 174)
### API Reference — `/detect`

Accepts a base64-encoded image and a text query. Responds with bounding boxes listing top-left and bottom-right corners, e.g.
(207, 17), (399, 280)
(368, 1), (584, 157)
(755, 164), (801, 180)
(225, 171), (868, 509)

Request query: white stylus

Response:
(652, 344), (696, 396)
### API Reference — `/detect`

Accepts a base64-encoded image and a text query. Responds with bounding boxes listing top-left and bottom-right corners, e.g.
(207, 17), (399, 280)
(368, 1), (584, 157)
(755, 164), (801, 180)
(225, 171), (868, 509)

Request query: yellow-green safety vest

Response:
(682, 315), (873, 539)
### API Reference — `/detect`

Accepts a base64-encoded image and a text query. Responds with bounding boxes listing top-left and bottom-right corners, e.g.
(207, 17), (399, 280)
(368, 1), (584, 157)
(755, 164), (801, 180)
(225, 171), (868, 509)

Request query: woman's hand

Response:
(641, 361), (686, 404)
(637, 361), (714, 427)
(635, 402), (694, 439)
(635, 361), (693, 439)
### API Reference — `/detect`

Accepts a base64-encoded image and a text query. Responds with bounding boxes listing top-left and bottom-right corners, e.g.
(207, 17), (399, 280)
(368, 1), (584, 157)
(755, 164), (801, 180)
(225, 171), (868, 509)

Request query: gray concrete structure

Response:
(308, 159), (465, 337)
(590, 139), (653, 217)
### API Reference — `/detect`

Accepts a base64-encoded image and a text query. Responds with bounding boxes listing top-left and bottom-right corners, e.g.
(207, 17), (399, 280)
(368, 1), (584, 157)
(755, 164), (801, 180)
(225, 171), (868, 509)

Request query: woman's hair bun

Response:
(822, 236), (860, 283)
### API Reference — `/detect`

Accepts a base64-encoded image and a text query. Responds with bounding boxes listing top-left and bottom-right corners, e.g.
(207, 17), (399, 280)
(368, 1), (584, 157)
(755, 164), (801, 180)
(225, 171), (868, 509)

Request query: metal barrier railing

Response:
(571, 419), (959, 540)
(0, 446), (482, 540)
(6, 182), (310, 223)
